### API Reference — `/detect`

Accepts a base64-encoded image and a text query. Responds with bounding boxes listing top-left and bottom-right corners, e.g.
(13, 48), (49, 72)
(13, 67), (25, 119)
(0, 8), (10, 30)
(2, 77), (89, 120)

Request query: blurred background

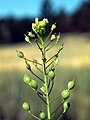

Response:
(0, 0), (90, 120)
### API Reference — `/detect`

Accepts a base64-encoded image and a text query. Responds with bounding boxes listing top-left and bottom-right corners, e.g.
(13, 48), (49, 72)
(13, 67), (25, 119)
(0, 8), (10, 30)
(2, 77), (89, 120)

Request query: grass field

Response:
(0, 33), (90, 120)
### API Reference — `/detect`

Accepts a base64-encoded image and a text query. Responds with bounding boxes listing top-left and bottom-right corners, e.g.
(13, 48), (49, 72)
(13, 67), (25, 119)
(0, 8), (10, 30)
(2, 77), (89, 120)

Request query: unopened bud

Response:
(51, 23), (56, 31)
(35, 18), (39, 25)
(24, 35), (30, 43)
(51, 34), (56, 41)
(28, 32), (35, 38)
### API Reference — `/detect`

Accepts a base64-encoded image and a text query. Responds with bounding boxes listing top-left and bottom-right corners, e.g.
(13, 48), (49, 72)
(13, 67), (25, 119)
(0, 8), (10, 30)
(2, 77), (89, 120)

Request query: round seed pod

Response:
(22, 102), (30, 111)
(23, 74), (31, 84)
(30, 79), (38, 90)
(17, 51), (24, 58)
(39, 111), (46, 120)
(61, 90), (70, 100)
(48, 70), (55, 79)
(68, 80), (75, 90)
(63, 101), (70, 113)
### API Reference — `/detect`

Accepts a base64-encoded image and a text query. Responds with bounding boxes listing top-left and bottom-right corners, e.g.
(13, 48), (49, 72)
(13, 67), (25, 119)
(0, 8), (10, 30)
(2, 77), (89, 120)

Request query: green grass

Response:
(0, 33), (90, 120)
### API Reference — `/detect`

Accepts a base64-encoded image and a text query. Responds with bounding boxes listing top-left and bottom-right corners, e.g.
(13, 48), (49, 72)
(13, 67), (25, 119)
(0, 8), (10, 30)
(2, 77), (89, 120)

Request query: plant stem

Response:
(28, 111), (40, 120)
(25, 58), (42, 66)
(42, 41), (51, 120)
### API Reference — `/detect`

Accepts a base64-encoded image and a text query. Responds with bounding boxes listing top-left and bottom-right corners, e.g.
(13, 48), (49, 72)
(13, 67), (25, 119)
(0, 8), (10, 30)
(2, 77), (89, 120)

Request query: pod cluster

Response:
(23, 74), (38, 90)
(61, 80), (75, 113)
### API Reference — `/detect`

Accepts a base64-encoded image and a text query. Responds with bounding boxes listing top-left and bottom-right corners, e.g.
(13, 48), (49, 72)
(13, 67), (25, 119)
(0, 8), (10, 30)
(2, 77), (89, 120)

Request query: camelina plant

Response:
(17, 18), (75, 120)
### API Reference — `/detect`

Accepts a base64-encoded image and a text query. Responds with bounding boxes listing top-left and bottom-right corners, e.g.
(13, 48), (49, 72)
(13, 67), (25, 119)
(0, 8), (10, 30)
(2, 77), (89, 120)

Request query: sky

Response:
(0, 0), (85, 18)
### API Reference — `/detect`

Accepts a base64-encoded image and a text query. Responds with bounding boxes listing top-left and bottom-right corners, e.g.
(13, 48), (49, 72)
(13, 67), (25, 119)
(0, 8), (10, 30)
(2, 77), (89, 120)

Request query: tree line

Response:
(0, 1), (90, 44)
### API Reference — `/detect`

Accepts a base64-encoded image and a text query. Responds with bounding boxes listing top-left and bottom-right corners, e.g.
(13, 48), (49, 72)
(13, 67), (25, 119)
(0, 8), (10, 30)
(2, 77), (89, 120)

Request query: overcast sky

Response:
(0, 0), (85, 18)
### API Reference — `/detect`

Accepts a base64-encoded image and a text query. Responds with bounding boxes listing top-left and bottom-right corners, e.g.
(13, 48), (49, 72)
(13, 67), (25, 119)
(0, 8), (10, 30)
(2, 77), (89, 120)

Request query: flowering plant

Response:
(17, 18), (75, 120)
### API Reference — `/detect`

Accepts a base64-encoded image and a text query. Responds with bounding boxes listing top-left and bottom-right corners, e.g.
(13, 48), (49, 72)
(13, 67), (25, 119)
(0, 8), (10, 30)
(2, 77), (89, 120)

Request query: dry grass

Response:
(0, 34), (90, 71)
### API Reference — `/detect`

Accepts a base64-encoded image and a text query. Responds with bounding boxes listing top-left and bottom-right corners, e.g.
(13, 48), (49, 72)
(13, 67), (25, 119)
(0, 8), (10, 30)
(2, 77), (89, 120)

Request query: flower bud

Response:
(35, 18), (39, 25)
(39, 111), (46, 120)
(51, 23), (56, 31)
(24, 35), (31, 43)
(61, 90), (70, 100)
(39, 18), (49, 27)
(68, 80), (75, 90)
(40, 86), (46, 94)
(32, 23), (36, 31)
(30, 79), (38, 90)
(17, 51), (24, 58)
(51, 34), (56, 41)
(23, 74), (31, 84)
(39, 21), (46, 27)
(63, 101), (70, 113)
(22, 102), (30, 111)
(48, 70), (55, 79)
(28, 32), (35, 38)
(56, 34), (60, 43)
(43, 18), (49, 24)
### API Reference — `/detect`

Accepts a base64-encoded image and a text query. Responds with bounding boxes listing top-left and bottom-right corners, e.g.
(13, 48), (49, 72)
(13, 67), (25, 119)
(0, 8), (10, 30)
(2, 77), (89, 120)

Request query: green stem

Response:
(45, 41), (52, 49)
(36, 92), (47, 104)
(48, 81), (54, 95)
(25, 58), (42, 66)
(50, 95), (61, 103)
(56, 113), (63, 120)
(46, 54), (56, 63)
(42, 41), (51, 120)
(46, 60), (54, 69)
(45, 44), (55, 52)
(36, 66), (43, 74)
(45, 31), (52, 42)
(28, 111), (40, 120)
(30, 70), (44, 82)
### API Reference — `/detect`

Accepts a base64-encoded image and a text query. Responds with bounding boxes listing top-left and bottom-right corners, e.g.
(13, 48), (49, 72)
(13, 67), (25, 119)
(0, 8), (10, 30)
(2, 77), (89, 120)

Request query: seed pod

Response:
(30, 79), (38, 90)
(39, 111), (46, 120)
(61, 90), (70, 100)
(63, 101), (70, 113)
(48, 70), (55, 79)
(23, 74), (31, 84)
(17, 51), (24, 58)
(68, 80), (75, 90)
(22, 102), (30, 111)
